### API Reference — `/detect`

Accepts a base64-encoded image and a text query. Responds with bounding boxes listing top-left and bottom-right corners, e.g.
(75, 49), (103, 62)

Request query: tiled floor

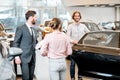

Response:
(16, 60), (95, 80)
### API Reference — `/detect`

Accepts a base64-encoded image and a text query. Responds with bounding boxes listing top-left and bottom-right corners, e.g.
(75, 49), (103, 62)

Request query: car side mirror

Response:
(8, 47), (23, 61)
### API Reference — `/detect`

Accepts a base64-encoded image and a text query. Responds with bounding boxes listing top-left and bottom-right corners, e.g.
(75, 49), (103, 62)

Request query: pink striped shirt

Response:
(40, 31), (72, 59)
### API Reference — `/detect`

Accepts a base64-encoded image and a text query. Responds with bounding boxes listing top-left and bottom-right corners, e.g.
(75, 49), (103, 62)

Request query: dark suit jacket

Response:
(13, 24), (37, 63)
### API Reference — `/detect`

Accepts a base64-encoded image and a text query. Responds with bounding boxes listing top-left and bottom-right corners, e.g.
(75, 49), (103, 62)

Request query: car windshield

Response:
(81, 31), (119, 47)
(81, 22), (100, 31)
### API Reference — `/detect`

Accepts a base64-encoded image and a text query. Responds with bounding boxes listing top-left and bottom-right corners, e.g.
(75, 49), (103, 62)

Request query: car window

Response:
(81, 32), (119, 47)
(81, 22), (100, 31)
(89, 23), (99, 31)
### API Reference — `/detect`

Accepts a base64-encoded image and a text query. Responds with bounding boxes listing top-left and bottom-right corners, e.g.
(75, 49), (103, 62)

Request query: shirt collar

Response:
(26, 22), (32, 28)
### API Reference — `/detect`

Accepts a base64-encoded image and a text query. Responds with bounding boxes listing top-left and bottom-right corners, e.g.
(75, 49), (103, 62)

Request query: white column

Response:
(115, 6), (120, 21)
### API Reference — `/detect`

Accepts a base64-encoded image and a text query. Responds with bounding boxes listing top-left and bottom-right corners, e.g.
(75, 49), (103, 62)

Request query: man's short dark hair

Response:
(25, 10), (36, 20)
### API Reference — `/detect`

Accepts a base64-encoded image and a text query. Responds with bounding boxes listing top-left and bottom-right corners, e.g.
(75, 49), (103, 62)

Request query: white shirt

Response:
(26, 23), (33, 35)
(67, 22), (90, 41)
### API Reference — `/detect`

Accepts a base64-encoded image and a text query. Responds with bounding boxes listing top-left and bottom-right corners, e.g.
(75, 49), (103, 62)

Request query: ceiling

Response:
(62, 0), (120, 7)
(73, 4), (120, 7)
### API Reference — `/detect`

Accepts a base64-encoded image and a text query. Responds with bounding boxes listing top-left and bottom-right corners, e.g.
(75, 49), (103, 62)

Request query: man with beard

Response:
(13, 10), (38, 80)
(67, 11), (90, 80)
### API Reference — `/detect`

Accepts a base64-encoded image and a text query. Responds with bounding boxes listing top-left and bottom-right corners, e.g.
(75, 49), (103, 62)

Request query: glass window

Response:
(82, 32), (119, 47)
(0, 0), (70, 32)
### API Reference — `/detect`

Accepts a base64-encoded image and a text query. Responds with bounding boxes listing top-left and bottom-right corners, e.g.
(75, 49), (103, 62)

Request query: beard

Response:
(32, 19), (36, 25)
(74, 18), (80, 22)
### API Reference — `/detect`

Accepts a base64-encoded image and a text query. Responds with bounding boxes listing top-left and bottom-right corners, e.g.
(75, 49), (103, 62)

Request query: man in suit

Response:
(13, 10), (38, 80)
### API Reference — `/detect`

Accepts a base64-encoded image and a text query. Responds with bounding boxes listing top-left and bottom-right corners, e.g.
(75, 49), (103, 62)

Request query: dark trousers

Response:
(70, 57), (76, 78)
(70, 50), (82, 79)
(21, 55), (35, 80)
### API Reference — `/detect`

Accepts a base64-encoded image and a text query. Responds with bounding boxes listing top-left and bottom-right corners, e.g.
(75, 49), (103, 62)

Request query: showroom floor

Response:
(16, 60), (99, 80)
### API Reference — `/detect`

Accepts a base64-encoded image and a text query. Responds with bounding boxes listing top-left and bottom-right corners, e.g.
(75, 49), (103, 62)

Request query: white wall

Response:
(67, 7), (115, 24)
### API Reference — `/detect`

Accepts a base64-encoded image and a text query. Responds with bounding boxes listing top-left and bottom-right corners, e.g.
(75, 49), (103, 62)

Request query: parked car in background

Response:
(80, 22), (104, 31)
(72, 30), (120, 80)
(100, 21), (120, 30)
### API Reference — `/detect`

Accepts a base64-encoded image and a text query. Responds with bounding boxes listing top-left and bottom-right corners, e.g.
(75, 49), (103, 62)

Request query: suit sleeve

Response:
(13, 27), (23, 47)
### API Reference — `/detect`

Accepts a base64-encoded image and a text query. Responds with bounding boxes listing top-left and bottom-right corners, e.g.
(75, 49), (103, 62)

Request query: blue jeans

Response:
(70, 50), (82, 79)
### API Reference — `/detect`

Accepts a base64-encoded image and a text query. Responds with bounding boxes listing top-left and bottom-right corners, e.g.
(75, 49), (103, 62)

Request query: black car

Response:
(72, 31), (120, 80)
